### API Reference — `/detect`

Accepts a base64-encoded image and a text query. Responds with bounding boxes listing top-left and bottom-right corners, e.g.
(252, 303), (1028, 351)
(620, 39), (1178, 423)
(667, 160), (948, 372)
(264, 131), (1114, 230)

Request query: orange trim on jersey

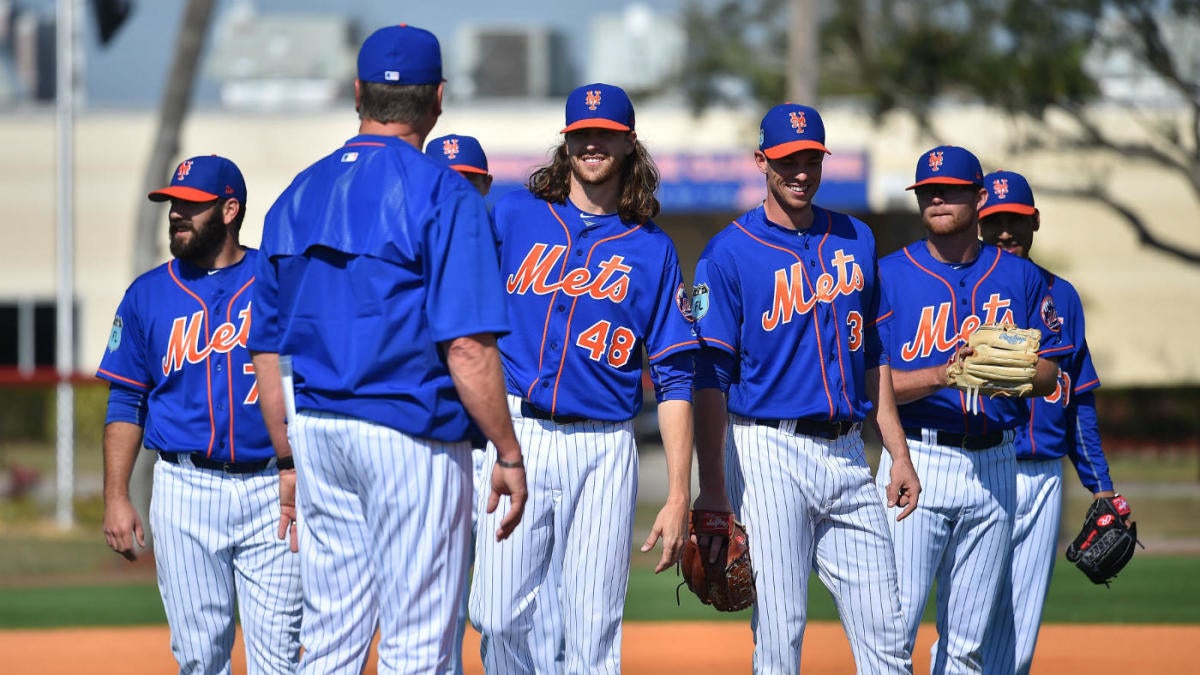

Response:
(903, 247), (978, 424)
(647, 340), (700, 361)
(698, 337), (738, 353)
(96, 368), (150, 389)
(733, 219), (836, 418)
(167, 261), (217, 457)
(1027, 400), (1038, 455)
(814, 211), (855, 416)
(874, 309), (893, 326)
(550, 222), (641, 414)
(1074, 378), (1100, 392)
(1039, 345), (1073, 358)
(344, 141), (387, 147)
(224, 277), (254, 462)
(968, 248), (1003, 317)
(525, 202), (575, 402)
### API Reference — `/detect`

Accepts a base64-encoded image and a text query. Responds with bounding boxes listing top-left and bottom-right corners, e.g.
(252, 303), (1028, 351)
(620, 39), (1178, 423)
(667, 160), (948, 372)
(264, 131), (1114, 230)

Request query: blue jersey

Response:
(693, 205), (885, 422)
(1017, 268), (1113, 491)
(248, 134), (510, 442)
(878, 241), (1072, 433)
(97, 251), (270, 462)
(493, 190), (698, 421)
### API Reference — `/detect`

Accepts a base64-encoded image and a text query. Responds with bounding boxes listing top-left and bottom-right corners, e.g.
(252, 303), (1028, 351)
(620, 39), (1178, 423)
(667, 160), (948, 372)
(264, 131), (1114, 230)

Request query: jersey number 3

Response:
(577, 320), (636, 368)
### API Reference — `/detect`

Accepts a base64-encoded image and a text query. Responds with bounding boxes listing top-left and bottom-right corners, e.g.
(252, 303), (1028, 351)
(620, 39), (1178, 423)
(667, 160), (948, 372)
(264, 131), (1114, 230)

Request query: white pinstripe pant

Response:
(727, 416), (912, 675)
(877, 432), (1017, 675)
(981, 457), (1063, 674)
(291, 411), (473, 675)
(471, 395), (637, 675)
(151, 456), (302, 675)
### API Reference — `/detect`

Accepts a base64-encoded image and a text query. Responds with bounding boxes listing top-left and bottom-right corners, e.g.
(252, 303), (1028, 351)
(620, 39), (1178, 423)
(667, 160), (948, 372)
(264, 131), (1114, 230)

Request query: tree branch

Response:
(1040, 184), (1200, 265)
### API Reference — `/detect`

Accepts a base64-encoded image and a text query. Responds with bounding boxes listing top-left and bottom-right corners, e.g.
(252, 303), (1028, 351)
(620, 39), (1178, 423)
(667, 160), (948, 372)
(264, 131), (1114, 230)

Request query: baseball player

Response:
(248, 25), (527, 673)
(424, 133), (565, 675)
(691, 103), (921, 674)
(98, 154), (302, 673)
(975, 170), (1119, 673)
(468, 82), (699, 674)
(876, 146), (1071, 674)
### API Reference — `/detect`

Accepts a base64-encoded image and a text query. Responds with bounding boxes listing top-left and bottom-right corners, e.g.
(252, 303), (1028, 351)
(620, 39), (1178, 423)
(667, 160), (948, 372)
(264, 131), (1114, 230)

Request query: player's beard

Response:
(570, 152), (624, 187)
(169, 213), (227, 263)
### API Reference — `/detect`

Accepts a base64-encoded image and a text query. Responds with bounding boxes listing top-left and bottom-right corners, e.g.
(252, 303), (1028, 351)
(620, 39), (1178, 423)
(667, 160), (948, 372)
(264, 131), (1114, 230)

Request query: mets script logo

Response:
(899, 294), (1015, 360)
(585, 90), (602, 111)
(789, 111), (807, 134)
(442, 138), (459, 159)
(506, 244), (630, 302)
(992, 178), (1009, 199)
(762, 249), (863, 331)
(161, 307), (252, 376)
(928, 151), (944, 172)
(175, 160), (193, 182)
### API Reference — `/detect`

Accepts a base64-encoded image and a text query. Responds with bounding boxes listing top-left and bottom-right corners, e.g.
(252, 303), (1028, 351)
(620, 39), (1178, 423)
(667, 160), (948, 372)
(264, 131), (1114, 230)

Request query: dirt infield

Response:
(2, 621), (1189, 673)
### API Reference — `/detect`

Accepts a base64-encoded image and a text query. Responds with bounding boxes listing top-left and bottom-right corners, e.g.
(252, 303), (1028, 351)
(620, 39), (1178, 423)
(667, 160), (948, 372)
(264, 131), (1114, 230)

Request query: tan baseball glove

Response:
(947, 323), (1041, 413)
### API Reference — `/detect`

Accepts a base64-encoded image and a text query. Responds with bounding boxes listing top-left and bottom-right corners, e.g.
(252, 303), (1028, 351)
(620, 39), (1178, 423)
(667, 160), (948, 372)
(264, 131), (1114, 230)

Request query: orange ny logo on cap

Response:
(585, 89), (602, 111)
(992, 178), (1009, 199)
(443, 138), (459, 159)
(175, 160), (193, 181)
(789, 111), (807, 134)
(928, 151), (944, 172)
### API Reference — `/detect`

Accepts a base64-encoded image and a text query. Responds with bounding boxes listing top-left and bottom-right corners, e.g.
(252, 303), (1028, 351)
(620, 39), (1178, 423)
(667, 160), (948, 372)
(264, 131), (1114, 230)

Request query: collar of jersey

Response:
(564, 199), (627, 230)
(755, 203), (827, 237)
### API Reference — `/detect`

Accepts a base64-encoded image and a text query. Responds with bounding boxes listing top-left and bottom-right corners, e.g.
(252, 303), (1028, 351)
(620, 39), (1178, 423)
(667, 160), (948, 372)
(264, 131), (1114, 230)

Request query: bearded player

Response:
(876, 146), (1070, 674)
(976, 169), (1122, 674)
(469, 82), (699, 674)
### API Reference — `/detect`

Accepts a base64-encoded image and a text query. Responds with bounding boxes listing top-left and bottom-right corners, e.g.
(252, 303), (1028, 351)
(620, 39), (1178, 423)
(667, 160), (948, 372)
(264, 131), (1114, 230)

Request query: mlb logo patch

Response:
(341, 152), (359, 163)
(384, 71), (400, 81)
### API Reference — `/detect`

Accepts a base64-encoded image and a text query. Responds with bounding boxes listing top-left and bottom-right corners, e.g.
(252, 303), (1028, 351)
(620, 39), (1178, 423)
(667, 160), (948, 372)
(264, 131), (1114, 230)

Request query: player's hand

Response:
(643, 497), (688, 573)
(691, 492), (733, 565)
(277, 468), (299, 553)
(886, 456), (921, 522)
(103, 495), (145, 562)
(487, 458), (527, 542)
(943, 345), (975, 387)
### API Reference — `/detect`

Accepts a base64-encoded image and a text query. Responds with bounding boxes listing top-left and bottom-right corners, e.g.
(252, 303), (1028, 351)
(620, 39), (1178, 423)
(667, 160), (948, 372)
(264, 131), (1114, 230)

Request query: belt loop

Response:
(781, 419), (796, 435)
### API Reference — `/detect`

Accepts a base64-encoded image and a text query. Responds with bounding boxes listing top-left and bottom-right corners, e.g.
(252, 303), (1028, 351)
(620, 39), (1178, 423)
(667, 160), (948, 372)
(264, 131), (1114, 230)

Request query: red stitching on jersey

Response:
(550, 220), (639, 414)
(168, 261), (217, 457)
(224, 276), (254, 462)
(526, 202), (575, 401)
(96, 368), (150, 389)
(734, 220), (836, 419)
(344, 142), (387, 147)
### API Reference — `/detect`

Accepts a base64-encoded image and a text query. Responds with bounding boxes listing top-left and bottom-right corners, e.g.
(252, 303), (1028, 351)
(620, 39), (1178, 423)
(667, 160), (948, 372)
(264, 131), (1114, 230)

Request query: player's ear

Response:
(222, 198), (241, 225)
(753, 150), (769, 175)
(975, 187), (988, 211)
(432, 82), (445, 119)
(1032, 209), (1041, 232)
(353, 79), (362, 113)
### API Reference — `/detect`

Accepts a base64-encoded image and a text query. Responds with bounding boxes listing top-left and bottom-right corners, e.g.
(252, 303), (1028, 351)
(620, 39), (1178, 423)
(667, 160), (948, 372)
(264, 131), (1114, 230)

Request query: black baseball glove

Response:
(1064, 495), (1142, 586)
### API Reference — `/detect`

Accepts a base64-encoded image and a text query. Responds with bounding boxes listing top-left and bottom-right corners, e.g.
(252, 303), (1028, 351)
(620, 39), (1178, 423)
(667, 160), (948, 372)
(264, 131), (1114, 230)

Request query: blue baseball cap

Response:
(561, 83), (635, 134)
(425, 134), (489, 175)
(758, 103), (830, 158)
(907, 145), (984, 190)
(357, 24), (443, 85)
(979, 170), (1037, 218)
(148, 155), (246, 204)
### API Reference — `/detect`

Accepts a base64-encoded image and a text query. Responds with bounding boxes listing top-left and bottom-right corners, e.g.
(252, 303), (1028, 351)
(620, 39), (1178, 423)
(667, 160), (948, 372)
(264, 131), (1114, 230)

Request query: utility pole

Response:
(788, 0), (818, 104)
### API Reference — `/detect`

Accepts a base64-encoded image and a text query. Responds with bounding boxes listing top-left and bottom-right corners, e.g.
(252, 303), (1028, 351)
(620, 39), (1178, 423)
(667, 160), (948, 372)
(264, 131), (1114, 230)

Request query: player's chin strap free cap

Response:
(357, 23), (443, 85)
(561, 82), (635, 134)
(148, 154), (247, 205)
(906, 144), (984, 191)
(424, 133), (490, 175)
(979, 169), (1038, 219)
(758, 102), (831, 159)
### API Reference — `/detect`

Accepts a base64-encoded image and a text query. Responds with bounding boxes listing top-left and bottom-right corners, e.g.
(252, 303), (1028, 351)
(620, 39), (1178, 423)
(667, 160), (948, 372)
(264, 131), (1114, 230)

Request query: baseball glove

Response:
(948, 323), (1041, 413)
(677, 510), (756, 612)
(1065, 495), (1142, 586)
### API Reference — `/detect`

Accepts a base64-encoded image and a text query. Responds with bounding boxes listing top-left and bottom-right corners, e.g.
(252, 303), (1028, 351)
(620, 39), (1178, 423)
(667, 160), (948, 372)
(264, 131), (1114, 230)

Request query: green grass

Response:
(0, 555), (1193, 629)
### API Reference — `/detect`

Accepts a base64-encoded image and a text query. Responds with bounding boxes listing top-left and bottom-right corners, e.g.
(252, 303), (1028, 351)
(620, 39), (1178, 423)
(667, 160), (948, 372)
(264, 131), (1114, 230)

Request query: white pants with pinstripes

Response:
(981, 457), (1063, 674)
(471, 395), (638, 675)
(291, 411), (473, 675)
(877, 431), (1017, 675)
(150, 455), (302, 675)
(726, 415), (912, 675)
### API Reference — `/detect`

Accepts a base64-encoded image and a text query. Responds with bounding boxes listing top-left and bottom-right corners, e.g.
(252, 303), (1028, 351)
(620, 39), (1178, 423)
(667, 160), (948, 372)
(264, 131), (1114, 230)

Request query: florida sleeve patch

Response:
(107, 316), (124, 352)
(690, 282), (710, 321)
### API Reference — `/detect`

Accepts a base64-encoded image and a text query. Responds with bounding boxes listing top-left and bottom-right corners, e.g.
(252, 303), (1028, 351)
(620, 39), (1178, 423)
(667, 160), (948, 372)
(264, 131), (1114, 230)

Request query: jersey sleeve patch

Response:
(675, 283), (695, 321)
(1040, 294), (1062, 333)
(107, 315), (124, 352)
(690, 282), (710, 320)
